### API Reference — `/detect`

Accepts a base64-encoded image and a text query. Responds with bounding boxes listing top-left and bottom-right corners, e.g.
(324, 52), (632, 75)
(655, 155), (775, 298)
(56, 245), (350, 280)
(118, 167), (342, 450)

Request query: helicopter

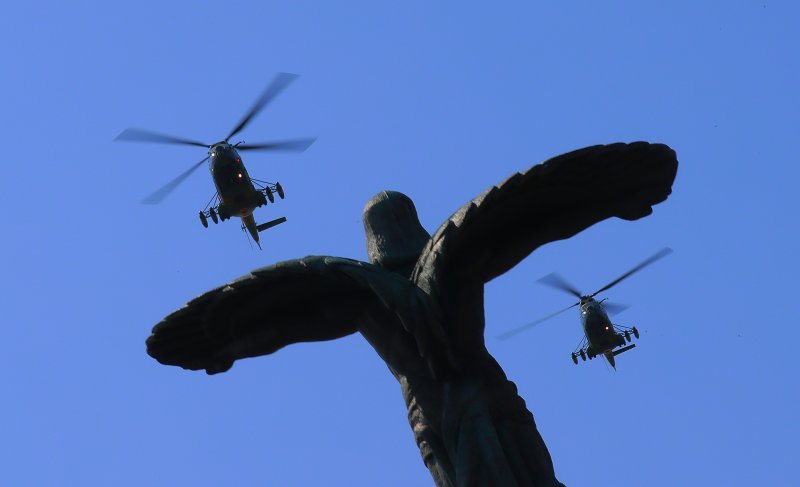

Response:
(497, 247), (673, 369)
(115, 73), (316, 248)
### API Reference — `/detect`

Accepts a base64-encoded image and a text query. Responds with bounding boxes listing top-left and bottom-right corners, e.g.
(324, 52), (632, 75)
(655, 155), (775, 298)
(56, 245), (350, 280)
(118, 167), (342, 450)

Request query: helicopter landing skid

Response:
(197, 180), (286, 229)
(571, 326), (640, 364)
(251, 179), (285, 205)
(198, 193), (227, 228)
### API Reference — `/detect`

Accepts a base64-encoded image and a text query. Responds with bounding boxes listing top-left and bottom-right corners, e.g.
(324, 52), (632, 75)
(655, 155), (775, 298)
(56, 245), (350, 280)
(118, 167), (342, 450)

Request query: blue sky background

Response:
(1, 1), (797, 485)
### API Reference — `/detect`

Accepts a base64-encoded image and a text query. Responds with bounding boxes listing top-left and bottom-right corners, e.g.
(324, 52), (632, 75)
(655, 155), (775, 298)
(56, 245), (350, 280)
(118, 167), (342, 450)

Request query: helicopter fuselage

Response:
(209, 143), (260, 218)
(580, 298), (623, 357)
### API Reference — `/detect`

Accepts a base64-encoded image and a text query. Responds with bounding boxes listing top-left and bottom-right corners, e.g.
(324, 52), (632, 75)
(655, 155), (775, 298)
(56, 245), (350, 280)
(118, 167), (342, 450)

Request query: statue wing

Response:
(147, 256), (448, 375)
(412, 141), (678, 299)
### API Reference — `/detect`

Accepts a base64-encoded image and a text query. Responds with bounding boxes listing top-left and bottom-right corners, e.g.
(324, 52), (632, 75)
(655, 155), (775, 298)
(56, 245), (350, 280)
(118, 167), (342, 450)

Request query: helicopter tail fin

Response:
(612, 344), (636, 356)
(605, 344), (637, 369)
(256, 216), (287, 233)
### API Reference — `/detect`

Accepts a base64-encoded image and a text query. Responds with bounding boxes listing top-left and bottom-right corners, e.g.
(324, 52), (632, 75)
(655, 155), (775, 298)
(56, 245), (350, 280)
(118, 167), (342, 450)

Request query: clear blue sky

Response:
(1, 1), (797, 485)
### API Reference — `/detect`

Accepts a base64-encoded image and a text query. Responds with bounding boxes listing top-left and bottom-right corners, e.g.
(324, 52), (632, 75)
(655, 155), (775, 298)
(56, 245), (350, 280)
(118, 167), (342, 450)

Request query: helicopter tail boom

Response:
(604, 352), (616, 369)
(240, 215), (287, 250)
(241, 215), (261, 248)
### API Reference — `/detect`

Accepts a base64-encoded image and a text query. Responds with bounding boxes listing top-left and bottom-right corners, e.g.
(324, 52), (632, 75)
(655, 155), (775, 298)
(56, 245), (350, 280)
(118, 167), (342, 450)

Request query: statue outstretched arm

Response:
(146, 256), (450, 375)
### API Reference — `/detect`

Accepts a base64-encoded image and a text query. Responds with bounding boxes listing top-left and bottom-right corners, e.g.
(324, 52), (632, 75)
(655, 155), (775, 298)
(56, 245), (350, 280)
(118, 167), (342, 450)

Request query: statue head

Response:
(363, 191), (430, 274)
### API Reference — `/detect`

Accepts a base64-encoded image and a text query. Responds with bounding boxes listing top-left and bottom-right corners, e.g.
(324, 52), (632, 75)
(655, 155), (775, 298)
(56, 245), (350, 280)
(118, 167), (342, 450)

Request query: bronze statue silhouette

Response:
(147, 142), (678, 486)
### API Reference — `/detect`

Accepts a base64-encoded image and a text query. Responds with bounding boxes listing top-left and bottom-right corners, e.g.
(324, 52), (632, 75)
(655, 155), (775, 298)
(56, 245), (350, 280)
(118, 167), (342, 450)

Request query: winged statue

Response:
(147, 142), (678, 486)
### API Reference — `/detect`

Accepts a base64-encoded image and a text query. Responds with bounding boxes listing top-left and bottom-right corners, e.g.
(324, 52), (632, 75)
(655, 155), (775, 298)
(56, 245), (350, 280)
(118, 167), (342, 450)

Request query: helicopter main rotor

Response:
(115, 73), (317, 204)
(225, 72), (297, 143)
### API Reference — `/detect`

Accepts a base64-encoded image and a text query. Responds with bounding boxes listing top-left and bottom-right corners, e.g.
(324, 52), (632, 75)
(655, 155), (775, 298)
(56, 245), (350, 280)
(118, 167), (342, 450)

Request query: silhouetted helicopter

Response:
(497, 247), (673, 369)
(115, 73), (316, 248)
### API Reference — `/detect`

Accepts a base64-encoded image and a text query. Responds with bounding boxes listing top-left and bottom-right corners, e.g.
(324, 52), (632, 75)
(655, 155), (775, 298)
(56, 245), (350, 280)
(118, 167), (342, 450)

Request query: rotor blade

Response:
(590, 247), (673, 297)
(602, 301), (631, 316)
(237, 137), (317, 152)
(141, 156), (210, 204)
(226, 73), (298, 142)
(537, 272), (583, 298)
(115, 128), (209, 148)
(496, 302), (579, 341)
